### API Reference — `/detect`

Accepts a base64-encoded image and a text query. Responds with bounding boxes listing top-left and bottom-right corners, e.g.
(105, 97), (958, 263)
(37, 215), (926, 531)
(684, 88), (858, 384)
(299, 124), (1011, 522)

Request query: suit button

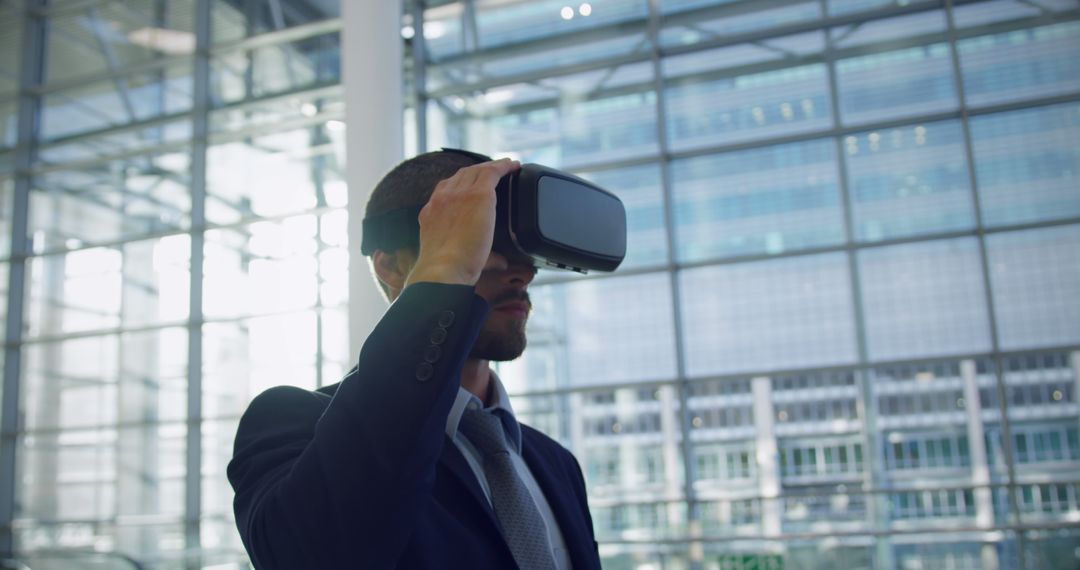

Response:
(423, 345), (441, 363)
(429, 327), (447, 345)
(438, 310), (455, 327)
(415, 362), (434, 382)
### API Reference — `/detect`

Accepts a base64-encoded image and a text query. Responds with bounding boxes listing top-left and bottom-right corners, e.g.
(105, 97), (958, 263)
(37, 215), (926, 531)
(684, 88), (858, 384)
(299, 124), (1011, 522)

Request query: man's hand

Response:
(405, 158), (521, 288)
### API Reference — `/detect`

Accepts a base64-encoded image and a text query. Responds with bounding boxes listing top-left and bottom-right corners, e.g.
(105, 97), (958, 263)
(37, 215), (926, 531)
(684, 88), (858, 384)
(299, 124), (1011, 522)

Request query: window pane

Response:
(22, 329), (188, 432)
(665, 59), (831, 151)
(987, 226), (1080, 350)
(212, 0), (340, 44)
(680, 252), (857, 376)
(828, 10), (945, 50)
(44, 0), (195, 84)
(204, 217), (322, 319)
(18, 423), (187, 520)
(953, 0), (1076, 28)
(958, 22), (1080, 107)
(202, 312), (320, 420)
(859, 238), (991, 360)
(206, 127), (344, 225)
(673, 139), (844, 262)
(845, 120), (975, 242)
(40, 64), (193, 142)
(480, 0), (645, 49)
(660, 2), (822, 50)
(430, 32), (646, 90)
(25, 238), (190, 338)
(30, 150), (192, 251)
(970, 103), (1080, 227)
(211, 32), (341, 104)
(836, 44), (957, 125)
(827, 0), (936, 17)
(576, 163), (668, 269)
(427, 62), (658, 168)
(499, 272), (677, 392)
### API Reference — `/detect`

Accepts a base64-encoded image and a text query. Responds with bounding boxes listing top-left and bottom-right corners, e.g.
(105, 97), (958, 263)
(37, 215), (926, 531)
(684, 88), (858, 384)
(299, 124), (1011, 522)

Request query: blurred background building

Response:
(0, 0), (1078, 569)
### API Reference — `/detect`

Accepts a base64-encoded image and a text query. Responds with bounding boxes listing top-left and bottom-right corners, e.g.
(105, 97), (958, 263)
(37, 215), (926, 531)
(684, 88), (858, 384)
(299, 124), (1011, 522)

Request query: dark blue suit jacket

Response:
(228, 283), (601, 569)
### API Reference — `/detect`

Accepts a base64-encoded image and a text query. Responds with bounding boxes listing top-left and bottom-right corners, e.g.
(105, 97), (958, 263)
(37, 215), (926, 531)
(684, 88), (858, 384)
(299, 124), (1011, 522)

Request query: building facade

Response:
(0, 0), (1078, 569)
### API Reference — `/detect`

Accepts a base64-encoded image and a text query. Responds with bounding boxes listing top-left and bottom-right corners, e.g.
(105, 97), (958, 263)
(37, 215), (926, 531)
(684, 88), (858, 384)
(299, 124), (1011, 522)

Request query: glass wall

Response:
(1, 0), (1078, 569)
(1, 0), (344, 568)
(417, 0), (1080, 569)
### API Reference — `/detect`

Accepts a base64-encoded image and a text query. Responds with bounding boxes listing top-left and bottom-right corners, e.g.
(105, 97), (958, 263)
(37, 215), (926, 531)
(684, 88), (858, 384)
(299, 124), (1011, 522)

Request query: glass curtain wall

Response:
(409, 0), (1080, 569)
(1, 0), (346, 568)
(1, 0), (1079, 569)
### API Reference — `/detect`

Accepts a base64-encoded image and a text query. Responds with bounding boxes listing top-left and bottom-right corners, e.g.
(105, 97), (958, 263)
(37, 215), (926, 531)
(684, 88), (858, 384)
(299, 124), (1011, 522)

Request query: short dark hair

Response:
(365, 150), (479, 297)
(364, 150), (480, 235)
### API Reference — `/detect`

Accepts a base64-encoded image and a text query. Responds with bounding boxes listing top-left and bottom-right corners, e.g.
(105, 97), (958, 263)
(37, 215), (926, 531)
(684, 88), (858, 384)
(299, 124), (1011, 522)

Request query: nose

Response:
(486, 251), (537, 287)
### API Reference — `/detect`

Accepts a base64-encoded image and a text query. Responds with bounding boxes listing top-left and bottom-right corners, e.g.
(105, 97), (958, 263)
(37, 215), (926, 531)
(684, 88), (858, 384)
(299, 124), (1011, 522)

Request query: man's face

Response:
(469, 250), (537, 361)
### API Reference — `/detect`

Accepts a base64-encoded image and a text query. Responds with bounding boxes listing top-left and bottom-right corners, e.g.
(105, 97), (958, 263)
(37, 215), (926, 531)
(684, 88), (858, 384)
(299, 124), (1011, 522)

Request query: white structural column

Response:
(961, 359), (995, 528)
(343, 0), (405, 353)
(751, 376), (781, 537)
(961, 359), (999, 570)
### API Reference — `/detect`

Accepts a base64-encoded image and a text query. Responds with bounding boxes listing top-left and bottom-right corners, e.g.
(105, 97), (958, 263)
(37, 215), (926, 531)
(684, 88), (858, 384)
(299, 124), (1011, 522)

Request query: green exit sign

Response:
(716, 553), (784, 570)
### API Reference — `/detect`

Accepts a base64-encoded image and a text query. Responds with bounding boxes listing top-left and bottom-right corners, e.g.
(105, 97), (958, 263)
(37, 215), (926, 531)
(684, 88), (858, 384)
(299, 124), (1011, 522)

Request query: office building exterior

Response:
(0, 0), (1077, 568)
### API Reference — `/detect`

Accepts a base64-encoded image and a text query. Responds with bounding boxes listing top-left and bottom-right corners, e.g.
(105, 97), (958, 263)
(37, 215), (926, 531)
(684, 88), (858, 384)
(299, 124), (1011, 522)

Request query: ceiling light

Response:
(401, 25), (415, 39)
(300, 102), (318, 117)
(579, 3), (592, 16)
(423, 21), (446, 40)
(127, 27), (196, 55)
(560, 6), (574, 20)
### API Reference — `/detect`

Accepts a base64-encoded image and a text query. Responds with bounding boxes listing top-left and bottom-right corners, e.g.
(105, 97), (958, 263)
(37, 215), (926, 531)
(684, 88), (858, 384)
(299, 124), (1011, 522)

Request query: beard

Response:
(469, 290), (530, 361)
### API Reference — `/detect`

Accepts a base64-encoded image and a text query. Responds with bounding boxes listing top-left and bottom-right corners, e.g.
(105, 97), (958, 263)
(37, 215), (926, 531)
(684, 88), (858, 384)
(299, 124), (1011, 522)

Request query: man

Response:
(228, 150), (602, 569)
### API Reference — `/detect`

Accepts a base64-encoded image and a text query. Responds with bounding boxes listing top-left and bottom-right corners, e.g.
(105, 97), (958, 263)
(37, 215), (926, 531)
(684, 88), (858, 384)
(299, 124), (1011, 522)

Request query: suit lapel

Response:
(437, 435), (500, 527)
(520, 430), (593, 567)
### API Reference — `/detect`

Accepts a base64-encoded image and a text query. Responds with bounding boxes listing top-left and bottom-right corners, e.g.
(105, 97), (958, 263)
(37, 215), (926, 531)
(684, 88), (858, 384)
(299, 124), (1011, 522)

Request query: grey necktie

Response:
(459, 407), (557, 570)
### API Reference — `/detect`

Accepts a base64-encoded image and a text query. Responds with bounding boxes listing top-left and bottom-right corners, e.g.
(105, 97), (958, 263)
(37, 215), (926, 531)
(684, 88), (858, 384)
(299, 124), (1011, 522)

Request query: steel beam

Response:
(0, 0), (46, 559)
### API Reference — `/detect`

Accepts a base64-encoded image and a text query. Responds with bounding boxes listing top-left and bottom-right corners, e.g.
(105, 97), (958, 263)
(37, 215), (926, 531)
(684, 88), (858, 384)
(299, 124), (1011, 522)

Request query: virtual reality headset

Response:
(360, 148), (627, 274)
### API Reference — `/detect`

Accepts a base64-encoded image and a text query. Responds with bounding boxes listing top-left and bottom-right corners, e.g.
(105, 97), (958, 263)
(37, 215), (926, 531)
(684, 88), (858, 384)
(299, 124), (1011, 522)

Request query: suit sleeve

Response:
(227, 283), (489, 569)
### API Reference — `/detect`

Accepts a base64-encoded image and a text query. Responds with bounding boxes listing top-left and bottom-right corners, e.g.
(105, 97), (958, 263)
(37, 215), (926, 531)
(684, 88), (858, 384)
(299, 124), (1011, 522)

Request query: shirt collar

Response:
(446, 369), (523, 453)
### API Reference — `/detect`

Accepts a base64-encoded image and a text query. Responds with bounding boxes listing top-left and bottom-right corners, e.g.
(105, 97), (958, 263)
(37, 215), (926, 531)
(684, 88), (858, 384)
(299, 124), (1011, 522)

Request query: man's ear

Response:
(372, 249), (417, 296)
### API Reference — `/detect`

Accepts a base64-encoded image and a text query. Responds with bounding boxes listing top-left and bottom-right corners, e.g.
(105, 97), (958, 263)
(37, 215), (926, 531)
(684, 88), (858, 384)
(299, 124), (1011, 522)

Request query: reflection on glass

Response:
(206, 129), (344, 225)
(845, 120), (975, 242)
(660, 1), (821, 48)
(22, 329), (188, 432)
(428, 65), (658, 169)
(576, 164), (668, 269)
(30, 152), (191, 251)
(204, 214), (348, 318)
(44, 0), (195, 84)
(987, 226), (1080, 349)
(19, 423), (187, 520)
(971, 103), (1080, 227)
(859, 238), (991, 360)
(673, 140), (844, 261)
(201, 309), (347, 419)
(211, 33), (341, 103)
(665, 63), (831, 151)
(211, 0), (340, 44)
(499, 272), (676, 393)
(680, 253), (857, 376)
(40, 64), (194, 142)
(958, 21), (1080, 107)
(836, 44), (957, 125)
(25, 238), (191, 338)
